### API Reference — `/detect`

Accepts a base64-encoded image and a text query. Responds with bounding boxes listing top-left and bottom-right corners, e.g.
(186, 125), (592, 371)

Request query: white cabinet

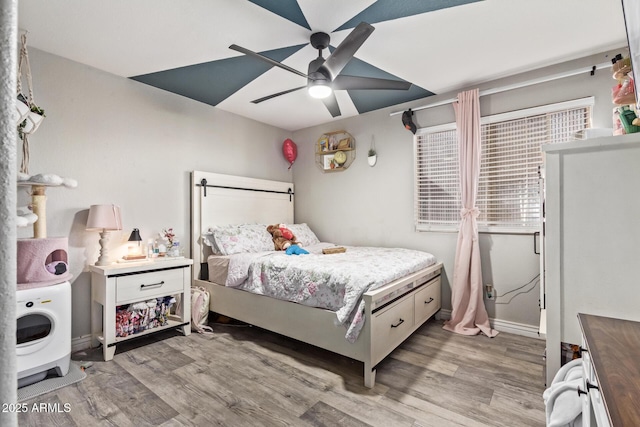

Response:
(90, 258), (192, 361)
(578, 313), (640, 427)
(580, 337), (610, 427)
(543, 134), (640, 384)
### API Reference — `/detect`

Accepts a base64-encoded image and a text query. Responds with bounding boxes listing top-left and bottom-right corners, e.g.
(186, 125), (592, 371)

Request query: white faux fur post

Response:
(0, 1), (18, 425)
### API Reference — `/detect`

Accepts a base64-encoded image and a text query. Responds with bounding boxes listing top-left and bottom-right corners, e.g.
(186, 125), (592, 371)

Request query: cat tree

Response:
(15, 32), (77, 238)
(15, 33), (76, 289)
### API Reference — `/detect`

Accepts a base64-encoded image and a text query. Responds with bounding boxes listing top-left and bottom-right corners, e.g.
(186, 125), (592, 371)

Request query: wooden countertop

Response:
(578, 313), (640, 427)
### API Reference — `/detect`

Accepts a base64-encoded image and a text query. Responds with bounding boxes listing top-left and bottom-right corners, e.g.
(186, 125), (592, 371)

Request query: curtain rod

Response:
(389, 61), (611, 117)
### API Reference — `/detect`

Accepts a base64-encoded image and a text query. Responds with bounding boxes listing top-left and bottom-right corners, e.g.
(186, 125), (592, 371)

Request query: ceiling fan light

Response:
(308, 83), (332, 99)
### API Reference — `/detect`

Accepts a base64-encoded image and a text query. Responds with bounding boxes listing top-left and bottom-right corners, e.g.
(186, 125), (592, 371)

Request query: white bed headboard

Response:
(190, 171), (294, 280)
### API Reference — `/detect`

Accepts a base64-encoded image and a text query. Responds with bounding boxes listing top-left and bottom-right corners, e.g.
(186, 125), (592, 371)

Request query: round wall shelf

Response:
(315, 131), (355, 172)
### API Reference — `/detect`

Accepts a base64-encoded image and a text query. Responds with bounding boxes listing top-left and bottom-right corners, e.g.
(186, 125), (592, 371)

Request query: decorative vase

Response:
(367, 155), (377, 167)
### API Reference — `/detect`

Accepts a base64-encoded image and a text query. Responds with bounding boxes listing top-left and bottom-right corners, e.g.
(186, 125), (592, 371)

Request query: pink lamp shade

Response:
(86, 204), (122, 231)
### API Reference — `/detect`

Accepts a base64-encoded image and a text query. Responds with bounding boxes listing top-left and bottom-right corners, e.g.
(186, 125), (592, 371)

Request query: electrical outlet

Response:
(485, 284), (494, 300)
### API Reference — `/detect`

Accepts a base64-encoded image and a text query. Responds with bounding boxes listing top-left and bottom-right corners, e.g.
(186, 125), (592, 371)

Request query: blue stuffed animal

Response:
(267, 224), (309, 255)
(285, 244), (309, 255)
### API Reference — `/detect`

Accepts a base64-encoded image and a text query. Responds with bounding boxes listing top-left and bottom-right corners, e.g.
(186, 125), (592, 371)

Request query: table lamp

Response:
(124, 228), (146, 260)
(86, 204), (122, 266)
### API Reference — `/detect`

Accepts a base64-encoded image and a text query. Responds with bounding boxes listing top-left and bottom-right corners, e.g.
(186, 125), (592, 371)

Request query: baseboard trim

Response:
(71, 335), (93, 353)
(436, 309), (544, 340)
(72, 313), (543, 349)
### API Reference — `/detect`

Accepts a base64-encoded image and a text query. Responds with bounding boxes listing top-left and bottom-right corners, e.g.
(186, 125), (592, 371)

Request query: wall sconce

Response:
(86, 204), (122, 266)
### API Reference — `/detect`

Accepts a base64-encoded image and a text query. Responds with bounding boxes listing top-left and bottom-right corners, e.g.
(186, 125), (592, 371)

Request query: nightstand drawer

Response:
(116, 268), (185, 304)
(414, 277), (440, 325)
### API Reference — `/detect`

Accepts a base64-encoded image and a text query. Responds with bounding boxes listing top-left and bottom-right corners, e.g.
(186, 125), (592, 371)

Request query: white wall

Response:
(17, 48), (293, 339)
(291, 48), (624, 331)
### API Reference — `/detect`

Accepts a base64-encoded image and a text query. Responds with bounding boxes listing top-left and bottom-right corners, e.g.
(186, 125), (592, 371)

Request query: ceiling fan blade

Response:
(322, 22), (374, 77)
(321, 92), (341, 118)
(332, 75), (412, 91)
(251, 86), (307, 104)
(229, 44), (308, 79)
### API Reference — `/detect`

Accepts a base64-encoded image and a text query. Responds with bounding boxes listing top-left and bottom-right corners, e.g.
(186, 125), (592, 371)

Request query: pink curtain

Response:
(443, 89), (498, 337)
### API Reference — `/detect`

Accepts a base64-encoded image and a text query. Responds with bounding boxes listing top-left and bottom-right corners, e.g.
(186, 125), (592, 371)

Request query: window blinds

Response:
(415, 98), (592, 233)
(415, 128), (460, 229)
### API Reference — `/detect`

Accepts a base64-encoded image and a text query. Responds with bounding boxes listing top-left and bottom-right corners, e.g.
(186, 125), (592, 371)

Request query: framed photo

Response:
(323, 154), (335, 170)
(337, 137), (351, 149)
(318, 136), (328, 152)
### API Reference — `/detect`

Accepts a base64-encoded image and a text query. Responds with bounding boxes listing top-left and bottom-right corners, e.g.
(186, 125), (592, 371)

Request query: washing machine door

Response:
(17, 312), (54, 355)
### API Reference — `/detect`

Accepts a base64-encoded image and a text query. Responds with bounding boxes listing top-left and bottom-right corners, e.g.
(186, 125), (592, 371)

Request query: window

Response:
(415, 97), (593, 233)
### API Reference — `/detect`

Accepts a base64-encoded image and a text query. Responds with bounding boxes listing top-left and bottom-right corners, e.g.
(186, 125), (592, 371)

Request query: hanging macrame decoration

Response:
(16, 32), (45, 174)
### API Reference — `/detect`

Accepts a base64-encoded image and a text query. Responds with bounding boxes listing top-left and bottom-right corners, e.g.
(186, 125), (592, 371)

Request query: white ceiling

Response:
(18, 0), (627, 131)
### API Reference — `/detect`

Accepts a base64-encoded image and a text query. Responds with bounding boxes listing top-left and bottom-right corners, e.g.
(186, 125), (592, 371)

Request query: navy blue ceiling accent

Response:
(130, 44), (306, 106)
(335, 0), (483, 31)
(338, 55), (434, 114)
(248, 0), (310, 30)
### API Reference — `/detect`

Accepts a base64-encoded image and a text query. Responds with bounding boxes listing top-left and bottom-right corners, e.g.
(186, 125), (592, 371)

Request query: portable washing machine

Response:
(17, 281), (72, 388)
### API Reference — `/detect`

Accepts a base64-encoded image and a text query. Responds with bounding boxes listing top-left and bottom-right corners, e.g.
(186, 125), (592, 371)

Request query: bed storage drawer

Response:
(116, 268), (185, 304)
(372, 296), (414, 359)
(414, 277), (441, 325)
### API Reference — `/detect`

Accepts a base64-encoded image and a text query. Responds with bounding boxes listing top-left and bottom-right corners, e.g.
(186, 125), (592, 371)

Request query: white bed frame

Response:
(190, 171), (443, 387)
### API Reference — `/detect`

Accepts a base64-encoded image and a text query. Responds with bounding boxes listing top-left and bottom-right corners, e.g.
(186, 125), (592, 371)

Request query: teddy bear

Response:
(266, 224), (309, 255)
(266, 223), (298, 250)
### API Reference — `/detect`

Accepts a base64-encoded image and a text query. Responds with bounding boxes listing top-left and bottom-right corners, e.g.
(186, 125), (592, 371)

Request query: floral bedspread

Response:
(226, 243), (437, 342)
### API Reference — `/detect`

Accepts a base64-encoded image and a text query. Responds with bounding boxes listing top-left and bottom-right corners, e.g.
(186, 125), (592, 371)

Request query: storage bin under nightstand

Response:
(90, 258), (193, 361)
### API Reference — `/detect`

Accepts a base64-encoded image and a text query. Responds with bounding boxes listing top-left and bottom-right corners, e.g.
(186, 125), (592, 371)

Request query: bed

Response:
(190, 171), (443, 388)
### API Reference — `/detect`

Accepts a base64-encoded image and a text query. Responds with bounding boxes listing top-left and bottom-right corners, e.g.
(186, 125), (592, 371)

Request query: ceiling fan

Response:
(229, 22), (412, 117)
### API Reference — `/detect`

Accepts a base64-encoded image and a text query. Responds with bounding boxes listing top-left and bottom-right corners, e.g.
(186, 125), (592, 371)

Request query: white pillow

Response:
(202, 229), (222, 254)
(212, 224), (274, 255)
(285, 223), (320, 246)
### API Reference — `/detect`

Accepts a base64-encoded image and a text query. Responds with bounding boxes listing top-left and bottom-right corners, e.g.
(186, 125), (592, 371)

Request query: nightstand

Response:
(90, 258), (193, 361)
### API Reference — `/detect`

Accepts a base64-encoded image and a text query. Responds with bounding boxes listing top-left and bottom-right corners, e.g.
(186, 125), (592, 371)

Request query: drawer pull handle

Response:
(586, 382), (599, 392)
(391, 318), (405, 328)
(141, 280), (165, 289)
(424, 297), (434, 304)
(577, 388), (587, 396)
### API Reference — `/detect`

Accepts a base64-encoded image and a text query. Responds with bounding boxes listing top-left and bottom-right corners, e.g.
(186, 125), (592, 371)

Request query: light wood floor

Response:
(18, 317), (546, 426)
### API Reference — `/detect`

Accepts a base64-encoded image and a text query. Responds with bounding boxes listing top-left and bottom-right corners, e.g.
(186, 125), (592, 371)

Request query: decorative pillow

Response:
(285, 223), (320, 246)
(212, 224), (274, 255)
(202, 229), (222, 254)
